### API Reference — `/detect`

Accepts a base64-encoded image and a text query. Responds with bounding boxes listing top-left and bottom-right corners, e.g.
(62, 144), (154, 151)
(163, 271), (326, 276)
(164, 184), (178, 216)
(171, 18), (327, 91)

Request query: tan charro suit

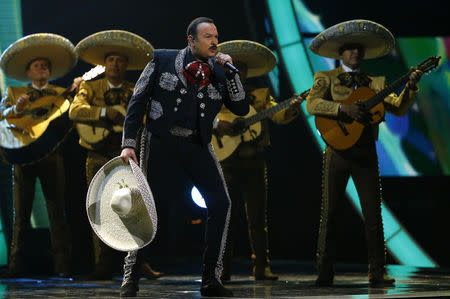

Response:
(0, 84), (70, 275)
(220, 87), (297, 278)
(306, 66), (418, 279)
(69, 77), (134, 276)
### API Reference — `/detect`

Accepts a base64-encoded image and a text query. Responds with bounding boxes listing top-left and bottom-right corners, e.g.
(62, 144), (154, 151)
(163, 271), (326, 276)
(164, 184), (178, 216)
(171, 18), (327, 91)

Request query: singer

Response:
(119, 17), (249, 297)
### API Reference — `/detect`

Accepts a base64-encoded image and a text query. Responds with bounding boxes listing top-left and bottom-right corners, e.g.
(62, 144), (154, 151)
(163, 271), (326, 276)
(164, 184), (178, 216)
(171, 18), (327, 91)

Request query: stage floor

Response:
(1, 260), (450, 298)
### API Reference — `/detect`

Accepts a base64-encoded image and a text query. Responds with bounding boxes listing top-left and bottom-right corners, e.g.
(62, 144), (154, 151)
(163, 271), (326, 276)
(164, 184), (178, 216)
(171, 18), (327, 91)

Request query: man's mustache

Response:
(209, 45), (217, 50)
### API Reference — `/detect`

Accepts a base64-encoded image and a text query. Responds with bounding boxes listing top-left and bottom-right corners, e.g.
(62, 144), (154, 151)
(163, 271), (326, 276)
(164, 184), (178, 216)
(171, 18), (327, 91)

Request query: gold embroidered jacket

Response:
(69, 77), (134, 149)
(0, 84), (66, 120)
(306, 66), (418, 138)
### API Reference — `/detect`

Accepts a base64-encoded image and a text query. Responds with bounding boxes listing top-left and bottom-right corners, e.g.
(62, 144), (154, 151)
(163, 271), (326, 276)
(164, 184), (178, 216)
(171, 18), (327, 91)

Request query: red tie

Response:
(182, 61), (212, 87)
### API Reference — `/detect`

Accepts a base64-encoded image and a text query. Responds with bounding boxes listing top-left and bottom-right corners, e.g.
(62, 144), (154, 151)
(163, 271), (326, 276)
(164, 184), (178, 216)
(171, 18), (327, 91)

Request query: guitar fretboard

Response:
(364, 71), (412, 110)
(243, 97), (295, 127)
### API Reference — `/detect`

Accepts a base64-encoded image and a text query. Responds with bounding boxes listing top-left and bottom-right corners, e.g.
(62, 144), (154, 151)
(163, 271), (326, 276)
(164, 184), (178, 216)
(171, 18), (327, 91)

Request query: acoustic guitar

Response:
(212, 89), (309, 161)
(75, 104), (127, 147)
(314, 56), (441, 150)
(0, 65), (105, 165)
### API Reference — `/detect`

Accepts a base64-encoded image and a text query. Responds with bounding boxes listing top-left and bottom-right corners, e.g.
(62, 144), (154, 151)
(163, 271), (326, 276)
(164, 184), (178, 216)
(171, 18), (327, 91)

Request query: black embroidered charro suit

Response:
(120, 47), (248, 293)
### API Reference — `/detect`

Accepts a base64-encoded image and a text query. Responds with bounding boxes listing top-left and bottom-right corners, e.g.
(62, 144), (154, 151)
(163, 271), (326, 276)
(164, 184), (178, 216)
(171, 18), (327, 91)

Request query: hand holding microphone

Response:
(215, 52), (239, 74)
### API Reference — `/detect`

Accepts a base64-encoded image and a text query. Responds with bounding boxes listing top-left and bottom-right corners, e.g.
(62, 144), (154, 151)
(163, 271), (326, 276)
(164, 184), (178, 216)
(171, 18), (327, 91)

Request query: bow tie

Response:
(104, 88), (132, 106)
(337, 71), (371, 88)
(182, 61), (212, 87)
(26, 88), (58, 102)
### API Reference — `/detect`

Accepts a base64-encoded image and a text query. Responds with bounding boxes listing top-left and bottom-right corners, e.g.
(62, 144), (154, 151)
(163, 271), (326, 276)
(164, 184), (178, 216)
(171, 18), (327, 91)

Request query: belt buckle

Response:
(169, 126), (193, 137)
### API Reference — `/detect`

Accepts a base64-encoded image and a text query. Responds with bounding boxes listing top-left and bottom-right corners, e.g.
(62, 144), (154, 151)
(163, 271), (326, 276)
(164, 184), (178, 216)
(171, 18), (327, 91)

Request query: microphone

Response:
(224, 61), (240, 74)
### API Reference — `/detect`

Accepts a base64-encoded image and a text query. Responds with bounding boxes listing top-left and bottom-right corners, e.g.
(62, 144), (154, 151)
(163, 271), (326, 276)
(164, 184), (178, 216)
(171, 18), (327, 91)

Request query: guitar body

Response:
(212, 105), (261, 161)
(75, 105), (126, 147)
(0, 95), (72, 165)
(315, 86), (384, 150)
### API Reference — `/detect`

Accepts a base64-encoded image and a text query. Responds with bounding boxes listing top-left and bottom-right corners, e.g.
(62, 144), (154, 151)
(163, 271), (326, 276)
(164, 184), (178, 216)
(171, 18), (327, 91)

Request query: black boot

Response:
(368, 264), (395, 288)
(315, 262), (334, 286)
(200, 266), (233, 297)
(120, 251), (141, 297)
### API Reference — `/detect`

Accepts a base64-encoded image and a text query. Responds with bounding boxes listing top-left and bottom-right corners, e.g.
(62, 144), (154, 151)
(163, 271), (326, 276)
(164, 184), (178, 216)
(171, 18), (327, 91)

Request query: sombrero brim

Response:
(75, 30), (154, 70)
(0, 33), (77, 82)
(309, 19), (395, 59)
(217, 40), (276, 78)
(86, 157), (158, 252)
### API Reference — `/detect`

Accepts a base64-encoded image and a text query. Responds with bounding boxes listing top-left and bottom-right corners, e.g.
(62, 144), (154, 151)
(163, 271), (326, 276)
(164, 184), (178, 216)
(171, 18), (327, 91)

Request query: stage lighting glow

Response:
(191, 186), (207, 209)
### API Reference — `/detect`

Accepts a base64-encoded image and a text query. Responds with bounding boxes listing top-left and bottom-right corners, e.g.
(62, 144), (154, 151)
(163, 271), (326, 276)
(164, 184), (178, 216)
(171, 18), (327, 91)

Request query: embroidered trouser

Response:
(10, 148), (70, 274)
(221, 153), (271, 274)
(122, 134), (231, 286)
(317, 137), (386, 274)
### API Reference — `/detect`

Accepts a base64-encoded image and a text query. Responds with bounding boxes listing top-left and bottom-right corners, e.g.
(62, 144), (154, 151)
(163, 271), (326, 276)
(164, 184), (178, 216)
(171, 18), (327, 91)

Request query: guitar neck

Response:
(243, 97), (294, 127)
(364, 71), (412, 110)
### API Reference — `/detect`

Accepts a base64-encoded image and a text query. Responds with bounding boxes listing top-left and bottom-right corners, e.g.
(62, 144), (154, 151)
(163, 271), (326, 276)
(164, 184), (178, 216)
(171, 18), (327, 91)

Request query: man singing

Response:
(120, 17), (249, 297)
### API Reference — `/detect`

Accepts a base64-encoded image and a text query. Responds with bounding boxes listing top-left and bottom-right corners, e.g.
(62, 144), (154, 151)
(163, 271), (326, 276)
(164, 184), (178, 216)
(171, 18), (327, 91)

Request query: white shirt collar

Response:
(340, 61), (360, 73)
(31, 82), (48, 90)
(107, 80), (123, 89)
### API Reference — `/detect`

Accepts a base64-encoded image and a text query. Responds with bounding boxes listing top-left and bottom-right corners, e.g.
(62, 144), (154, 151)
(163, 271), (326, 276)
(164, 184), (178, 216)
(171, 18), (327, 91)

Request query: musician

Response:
(214, 40), (301, 281)
(69, 30), (161, 280)
(306, 20), (423, 287)
(0, 33), (80, 277)
(119, 17), (248, 297)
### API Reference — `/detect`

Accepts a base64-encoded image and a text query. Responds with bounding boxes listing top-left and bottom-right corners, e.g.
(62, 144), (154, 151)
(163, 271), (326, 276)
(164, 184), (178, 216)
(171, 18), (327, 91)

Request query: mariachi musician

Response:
(214, 40), (303, 281)
(69, 30), (161, 280)
(0, 33), (80, 277)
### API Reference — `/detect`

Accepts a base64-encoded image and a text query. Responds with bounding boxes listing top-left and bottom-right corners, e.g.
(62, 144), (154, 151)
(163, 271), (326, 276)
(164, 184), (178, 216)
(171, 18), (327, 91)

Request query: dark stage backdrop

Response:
(11, 0), (450, 274)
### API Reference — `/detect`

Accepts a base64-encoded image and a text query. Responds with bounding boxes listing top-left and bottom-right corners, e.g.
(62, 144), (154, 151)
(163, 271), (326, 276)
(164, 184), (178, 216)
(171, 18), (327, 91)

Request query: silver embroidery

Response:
(226, 73), (245, 102)
(197, 92), (204, 99)
(200, 112), (205, 117)
(133, 61), (155, 97)
(149, 100), (163, 120)
(176, 98), (182, 104)
(213, 113), (219, 129)
(207, 84), (222, 100)
(174, 107), (178, 112)
(200, 103), (205, 109)
(175, 48), (187, 87)
(180, 88), (187, 94)
(159, 72), (179, 91)
(121, 250), (138, 287)
(207, 143), (232, 279)
(121, 138), (136, 149)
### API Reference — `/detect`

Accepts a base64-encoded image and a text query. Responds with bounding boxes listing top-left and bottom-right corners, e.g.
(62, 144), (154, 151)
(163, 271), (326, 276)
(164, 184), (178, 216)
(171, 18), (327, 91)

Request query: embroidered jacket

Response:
(306, 65), (418, 139)
(122, 47), (249, 148)
(69, 77), (134, 149)
(0, 84), (66, 120)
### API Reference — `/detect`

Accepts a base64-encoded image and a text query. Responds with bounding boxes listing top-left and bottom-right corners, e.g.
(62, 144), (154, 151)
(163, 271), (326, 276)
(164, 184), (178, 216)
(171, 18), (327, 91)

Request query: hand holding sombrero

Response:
(75, 30), (154, 70)
(309, 19), (395, 59)
(86, 157), (157, 251)
(0, 33), (77, 82)
(217, 40), (276, 78)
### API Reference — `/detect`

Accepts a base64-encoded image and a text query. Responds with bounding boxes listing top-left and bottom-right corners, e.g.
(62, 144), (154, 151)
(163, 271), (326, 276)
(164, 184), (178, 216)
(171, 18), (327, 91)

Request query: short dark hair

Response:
(338, 43), (364, 56)
(104, 52), (129, 62)
(26, 57), (51, 71)
(186, 17), (214, 39)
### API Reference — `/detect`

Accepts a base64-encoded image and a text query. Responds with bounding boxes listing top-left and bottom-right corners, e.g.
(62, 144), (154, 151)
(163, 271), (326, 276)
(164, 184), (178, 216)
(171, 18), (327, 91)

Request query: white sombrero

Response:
(0, 33), (77, 82)
(309, 19), (395, 59)
(75, 30), (154, 70)
(86, 157), (157, 251)
(217, 40), (276, 78)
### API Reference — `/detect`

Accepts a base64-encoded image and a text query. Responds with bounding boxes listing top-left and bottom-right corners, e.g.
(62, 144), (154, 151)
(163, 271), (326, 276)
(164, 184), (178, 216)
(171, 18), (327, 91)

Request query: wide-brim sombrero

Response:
(217, 40), (276, 78)
(75, 30), (154, 70)
(86, 157), (158, 252)
(309, 19), (395, 59)
(0, 33), (77, 82)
